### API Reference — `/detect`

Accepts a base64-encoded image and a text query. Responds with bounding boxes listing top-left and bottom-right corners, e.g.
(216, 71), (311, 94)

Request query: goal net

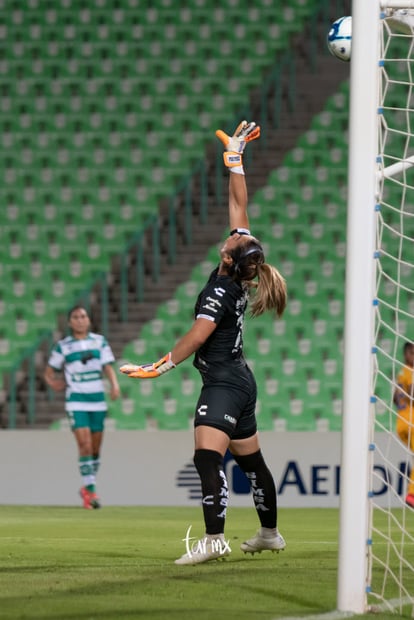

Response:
(338, 2), (414, 615)
(368, 5), (414, 614)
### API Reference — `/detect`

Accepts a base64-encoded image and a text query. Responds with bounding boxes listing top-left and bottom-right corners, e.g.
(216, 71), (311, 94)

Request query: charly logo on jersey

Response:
(202, 294), (223, 313)
(206, 296), (222, 308)
(202, 296), (222, 314)
(202, 302), (218, 313)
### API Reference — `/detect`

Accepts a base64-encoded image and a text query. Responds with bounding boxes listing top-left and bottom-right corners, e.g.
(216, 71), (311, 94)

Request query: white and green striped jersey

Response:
(47, 332), (115, 412)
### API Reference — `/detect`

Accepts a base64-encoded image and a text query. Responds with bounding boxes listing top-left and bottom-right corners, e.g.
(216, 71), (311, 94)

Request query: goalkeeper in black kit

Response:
(121, 121), (288, 565)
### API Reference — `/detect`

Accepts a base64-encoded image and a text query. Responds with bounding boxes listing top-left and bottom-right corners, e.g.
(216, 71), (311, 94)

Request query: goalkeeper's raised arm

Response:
(216, 120), (260, 233)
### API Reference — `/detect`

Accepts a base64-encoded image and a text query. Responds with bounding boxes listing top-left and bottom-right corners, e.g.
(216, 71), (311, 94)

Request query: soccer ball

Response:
(327, 16), (352, 62)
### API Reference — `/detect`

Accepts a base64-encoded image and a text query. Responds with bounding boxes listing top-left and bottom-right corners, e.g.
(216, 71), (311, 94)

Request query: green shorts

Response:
(66, 410), (106, 433)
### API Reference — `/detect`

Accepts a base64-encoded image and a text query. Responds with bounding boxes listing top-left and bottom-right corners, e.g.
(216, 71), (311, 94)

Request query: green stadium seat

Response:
(108, 394), (148, 430)
(255, 398), (276, 431)
(151, 382), (193, 431)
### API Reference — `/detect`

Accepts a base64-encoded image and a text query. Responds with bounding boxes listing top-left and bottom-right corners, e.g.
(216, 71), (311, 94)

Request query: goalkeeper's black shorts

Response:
(194, 360), (257, 440)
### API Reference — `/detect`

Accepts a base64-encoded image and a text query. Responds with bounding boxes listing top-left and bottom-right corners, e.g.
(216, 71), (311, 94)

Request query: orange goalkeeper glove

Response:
(119, 353), (176, 379)
(215, 120), (260, 169)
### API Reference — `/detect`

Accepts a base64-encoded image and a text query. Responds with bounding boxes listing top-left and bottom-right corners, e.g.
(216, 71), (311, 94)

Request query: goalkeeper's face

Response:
(220, 232), (252, 257)
(220, 234), (264, 280)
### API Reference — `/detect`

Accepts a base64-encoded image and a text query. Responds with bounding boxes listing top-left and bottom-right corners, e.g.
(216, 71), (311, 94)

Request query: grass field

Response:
(0, 505), (411, 620)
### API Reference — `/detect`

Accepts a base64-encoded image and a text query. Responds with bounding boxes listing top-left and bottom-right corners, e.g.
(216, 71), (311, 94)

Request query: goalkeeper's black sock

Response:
(232, 450), (277, 529)
(193, 449), (228, 536)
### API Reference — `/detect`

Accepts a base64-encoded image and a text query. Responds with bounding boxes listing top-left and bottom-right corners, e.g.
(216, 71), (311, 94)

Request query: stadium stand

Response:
(0, 0), (325, 375)
(1, 0), (358, 429)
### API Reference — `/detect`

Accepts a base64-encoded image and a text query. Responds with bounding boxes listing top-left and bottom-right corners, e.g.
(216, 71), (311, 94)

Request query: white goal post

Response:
(338, 0), (414, 614)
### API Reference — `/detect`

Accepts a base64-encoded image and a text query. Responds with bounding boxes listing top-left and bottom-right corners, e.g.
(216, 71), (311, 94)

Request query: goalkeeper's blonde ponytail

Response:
(249, 262), (287, 318)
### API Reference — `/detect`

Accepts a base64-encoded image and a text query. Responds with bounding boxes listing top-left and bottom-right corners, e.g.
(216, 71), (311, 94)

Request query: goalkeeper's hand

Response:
(215, 120), (260, 168)
(119, 353), (175, 379)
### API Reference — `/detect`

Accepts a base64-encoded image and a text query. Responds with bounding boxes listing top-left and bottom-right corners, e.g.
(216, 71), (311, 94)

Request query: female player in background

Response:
(121, 121), (287, 564)
(45, 305), (120, 509)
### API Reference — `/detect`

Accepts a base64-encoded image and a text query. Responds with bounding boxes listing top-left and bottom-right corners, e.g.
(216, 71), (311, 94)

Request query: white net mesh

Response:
(368, 9), (414, 614)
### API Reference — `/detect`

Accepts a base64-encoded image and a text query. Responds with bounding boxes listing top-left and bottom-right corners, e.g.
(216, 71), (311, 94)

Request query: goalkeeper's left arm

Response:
(120, 318), (216, 379)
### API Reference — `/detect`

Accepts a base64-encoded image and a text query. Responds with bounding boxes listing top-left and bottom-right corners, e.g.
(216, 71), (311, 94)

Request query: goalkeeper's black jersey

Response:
(193, 267), (249, 368)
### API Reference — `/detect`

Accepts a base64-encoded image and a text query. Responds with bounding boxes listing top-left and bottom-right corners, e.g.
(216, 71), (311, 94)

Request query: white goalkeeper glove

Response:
(215, 120), (260, 171)
(119, 353), (175, 379)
